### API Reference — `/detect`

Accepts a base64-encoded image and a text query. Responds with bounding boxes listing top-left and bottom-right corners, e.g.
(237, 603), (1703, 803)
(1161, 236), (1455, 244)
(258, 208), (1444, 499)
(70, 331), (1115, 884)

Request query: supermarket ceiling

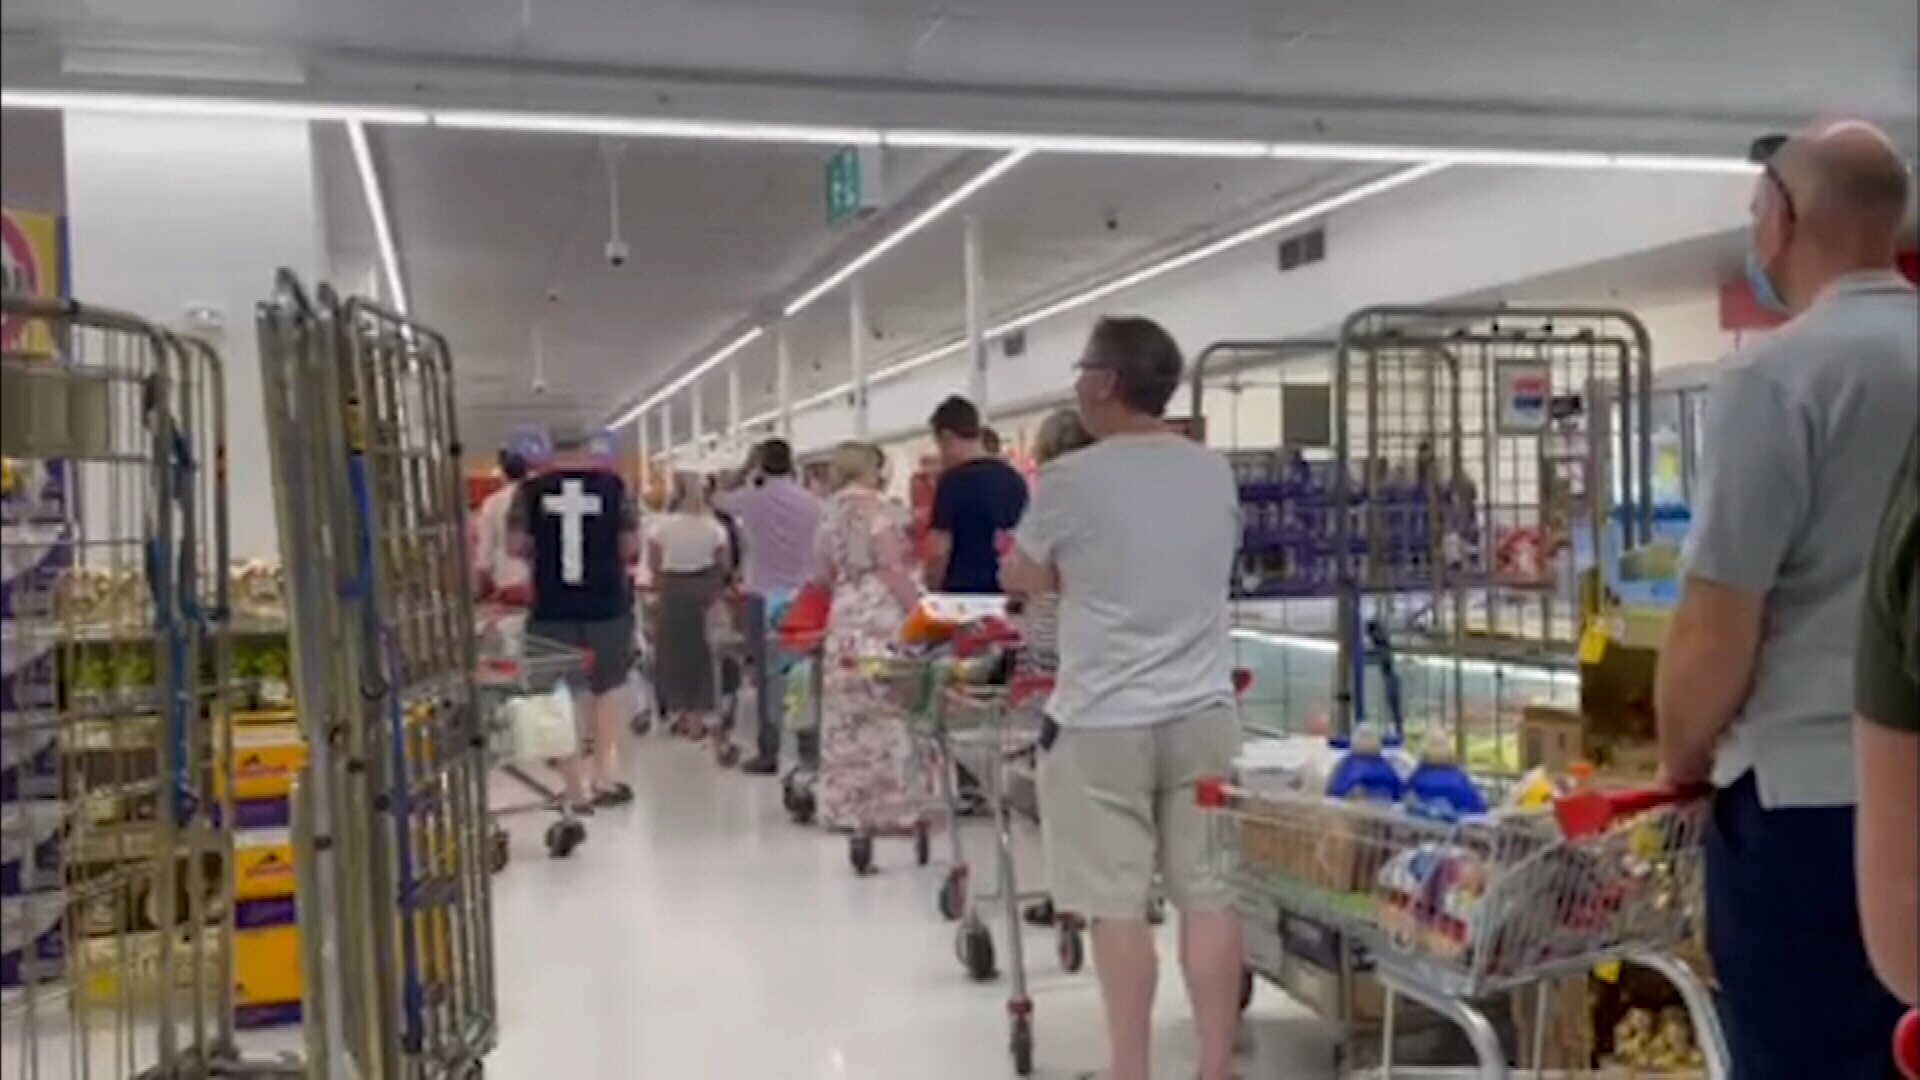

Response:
(4, 0), (1914, 155)
(311, 123), (1372, 450)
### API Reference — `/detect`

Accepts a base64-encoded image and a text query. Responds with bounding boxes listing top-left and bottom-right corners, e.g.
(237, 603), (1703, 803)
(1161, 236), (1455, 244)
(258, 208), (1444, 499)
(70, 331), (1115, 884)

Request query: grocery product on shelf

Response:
(1324, 726), (1405, 802)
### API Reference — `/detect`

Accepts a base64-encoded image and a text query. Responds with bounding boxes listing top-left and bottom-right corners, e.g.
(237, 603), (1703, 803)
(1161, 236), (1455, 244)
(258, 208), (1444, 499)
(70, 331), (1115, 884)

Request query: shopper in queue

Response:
(1004, 317), (1244, 1080)
(813, 441), (924, 864)
(1654, 119), (1916, 1080)
(716, 437), (825, 775)
(651, 472), (732, 744)
(923, 395), (1027, 594)
(510, 425), (643, 812)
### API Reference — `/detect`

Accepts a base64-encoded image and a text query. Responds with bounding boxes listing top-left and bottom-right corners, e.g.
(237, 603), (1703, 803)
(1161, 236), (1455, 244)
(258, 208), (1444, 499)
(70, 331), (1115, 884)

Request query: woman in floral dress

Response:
(813, 441), (923, 871)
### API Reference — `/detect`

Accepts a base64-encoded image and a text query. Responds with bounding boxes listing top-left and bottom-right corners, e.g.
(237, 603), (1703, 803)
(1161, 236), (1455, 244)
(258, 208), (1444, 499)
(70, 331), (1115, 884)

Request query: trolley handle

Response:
(1897, 1009), (1918, 1080)
(1551, 783), (1711, 839)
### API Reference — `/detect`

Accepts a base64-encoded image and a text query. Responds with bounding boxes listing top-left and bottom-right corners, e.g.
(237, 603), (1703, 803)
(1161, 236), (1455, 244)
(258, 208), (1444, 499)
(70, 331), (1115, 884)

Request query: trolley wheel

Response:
(714, 741), (742, 768)
(848, 834), (876, 876)
(1056, 923), (1085, 974)
(913, 820), (932, 866)
(1010, 1013), (1034, 1077)
(956, 921), (997, 982)
(936, 867), (969, 922)
(489, 826), (511, 874)
(546, 818), (587, 859)
(788, 790), (816, 826)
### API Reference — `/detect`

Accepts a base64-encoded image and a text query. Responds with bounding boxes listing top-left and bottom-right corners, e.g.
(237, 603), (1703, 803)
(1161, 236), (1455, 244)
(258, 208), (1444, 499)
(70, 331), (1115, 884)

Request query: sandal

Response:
(591, 782), (634, 808)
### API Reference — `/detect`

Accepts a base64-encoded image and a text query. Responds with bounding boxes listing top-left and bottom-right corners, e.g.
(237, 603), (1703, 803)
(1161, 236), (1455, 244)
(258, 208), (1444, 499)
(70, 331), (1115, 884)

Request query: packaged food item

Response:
(1326, 726), (1405, 803)
(1403, 737), (1488, 822)
(1507, 766), (1565, 812)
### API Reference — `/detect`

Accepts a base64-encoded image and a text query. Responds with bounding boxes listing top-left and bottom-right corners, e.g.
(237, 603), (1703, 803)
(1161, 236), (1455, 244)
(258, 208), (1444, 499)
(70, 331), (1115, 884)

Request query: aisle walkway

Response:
(486, 734), (1336, 1080)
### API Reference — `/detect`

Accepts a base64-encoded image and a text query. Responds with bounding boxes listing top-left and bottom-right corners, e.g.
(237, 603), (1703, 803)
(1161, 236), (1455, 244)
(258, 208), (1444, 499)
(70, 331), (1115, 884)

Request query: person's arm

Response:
(1855, 441), (1918, 1006)
(1654, 369), (1808, 785)
(506, 483), (534, 559)
(873, 516), (922, 614)
(923, 473), (956, 590)
(646, 524), (665, 579)
(1003, 466), (1068, 597)
(619, 484), (642, 563)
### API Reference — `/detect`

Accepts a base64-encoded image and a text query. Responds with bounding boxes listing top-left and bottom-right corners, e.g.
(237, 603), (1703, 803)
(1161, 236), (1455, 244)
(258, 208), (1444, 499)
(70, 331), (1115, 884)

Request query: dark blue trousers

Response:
(1705, 774), (1904, 1080)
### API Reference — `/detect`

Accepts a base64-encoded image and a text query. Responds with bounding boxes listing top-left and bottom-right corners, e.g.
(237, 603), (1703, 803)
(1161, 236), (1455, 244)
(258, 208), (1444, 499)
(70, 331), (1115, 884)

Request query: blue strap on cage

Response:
(148, 427), (202, 826)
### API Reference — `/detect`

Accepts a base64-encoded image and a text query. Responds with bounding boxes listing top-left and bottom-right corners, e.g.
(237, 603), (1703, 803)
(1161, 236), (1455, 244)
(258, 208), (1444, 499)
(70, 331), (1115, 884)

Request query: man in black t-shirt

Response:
(924, 395), (1027, 593)
(509, 426), (642, 812)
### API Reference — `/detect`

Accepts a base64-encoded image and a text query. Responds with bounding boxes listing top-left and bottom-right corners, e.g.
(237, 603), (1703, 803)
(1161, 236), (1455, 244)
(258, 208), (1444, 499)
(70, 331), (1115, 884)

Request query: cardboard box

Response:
(1521, 705), (1586, 772)
(233, 829), (296, 901)
(219, 724), (307, 801)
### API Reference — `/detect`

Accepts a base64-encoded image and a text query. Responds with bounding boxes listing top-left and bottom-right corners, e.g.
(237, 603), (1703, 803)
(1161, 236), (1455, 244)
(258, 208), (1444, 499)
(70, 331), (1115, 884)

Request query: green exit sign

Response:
(826, 146), (864, 226)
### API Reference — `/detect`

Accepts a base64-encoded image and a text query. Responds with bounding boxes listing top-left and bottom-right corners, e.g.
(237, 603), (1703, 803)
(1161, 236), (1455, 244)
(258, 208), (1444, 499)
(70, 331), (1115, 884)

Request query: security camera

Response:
(604, 238), (630, 268)
(531, 374), (550, 396)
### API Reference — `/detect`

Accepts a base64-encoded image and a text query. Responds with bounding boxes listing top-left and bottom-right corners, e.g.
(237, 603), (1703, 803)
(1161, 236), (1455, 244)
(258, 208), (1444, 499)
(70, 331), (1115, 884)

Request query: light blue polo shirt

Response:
(1685, 271), (1918, 807)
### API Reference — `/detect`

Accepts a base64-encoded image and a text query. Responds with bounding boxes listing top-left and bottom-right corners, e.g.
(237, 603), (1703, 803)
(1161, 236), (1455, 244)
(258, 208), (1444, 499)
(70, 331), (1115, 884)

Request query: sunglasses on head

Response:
(1749, 133), (1798, 224)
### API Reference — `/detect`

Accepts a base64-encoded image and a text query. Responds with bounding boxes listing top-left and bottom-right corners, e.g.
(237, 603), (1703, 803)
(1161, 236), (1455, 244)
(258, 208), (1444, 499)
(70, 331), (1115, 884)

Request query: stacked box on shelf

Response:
(224, 716), (306, 1028)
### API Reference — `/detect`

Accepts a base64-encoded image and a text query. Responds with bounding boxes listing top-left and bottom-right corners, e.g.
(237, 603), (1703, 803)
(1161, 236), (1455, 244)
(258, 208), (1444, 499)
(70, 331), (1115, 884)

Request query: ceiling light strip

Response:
(346, 121), (410, 316)
(771, 163), (1446, 417)
(614, 325), (765, 429)
(1, 89), (1760, 174)
(783, 150), (1031, 317)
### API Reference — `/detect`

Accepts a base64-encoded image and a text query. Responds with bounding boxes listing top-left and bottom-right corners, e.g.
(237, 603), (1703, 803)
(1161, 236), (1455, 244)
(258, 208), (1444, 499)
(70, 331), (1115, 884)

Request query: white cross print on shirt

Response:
(542, 478), (603, 585)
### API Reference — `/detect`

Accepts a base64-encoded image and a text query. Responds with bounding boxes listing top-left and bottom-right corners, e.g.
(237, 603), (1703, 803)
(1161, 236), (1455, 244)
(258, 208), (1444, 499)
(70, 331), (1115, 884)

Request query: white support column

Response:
(850, 278), (869, 438)
(691, 383), (706, 464)
(658, 406), (674, 473)
(776, 327), (794, 438)
(963, 214), (988, 411)
(65, 112), (327, 560)
(638, 409), (651, 490)
(726, 358), (743, 460)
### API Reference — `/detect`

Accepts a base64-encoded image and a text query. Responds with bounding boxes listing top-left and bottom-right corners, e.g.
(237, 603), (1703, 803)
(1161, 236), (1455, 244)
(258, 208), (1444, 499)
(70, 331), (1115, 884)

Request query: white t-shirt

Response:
(1013, 432), (1238, 729)
(652, 512), (728, 574)
(474, 483), (529, 592)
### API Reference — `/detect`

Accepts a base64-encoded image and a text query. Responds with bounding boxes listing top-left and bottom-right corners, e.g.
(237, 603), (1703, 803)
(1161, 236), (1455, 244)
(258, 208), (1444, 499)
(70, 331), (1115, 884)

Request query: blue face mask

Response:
(1745, 242), (1788, 315)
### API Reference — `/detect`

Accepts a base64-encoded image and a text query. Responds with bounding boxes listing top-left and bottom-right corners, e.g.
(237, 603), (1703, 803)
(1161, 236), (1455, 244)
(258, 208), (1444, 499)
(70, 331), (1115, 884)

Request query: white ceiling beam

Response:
(345, 120), (408, 316)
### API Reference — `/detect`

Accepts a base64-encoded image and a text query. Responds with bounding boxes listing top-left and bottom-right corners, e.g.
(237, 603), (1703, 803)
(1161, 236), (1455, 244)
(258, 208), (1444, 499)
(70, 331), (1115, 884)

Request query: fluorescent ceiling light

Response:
(614, 326), (765, 429)
(886, 130), (1268, 159)
(435, 109), (882, 146)
(1266, 141), (1758, 175)
(794, 163), (1446, 407)
(783, 150), (1030, 317)
(0, 88), (430, 125)
(347, 121), (409, 315)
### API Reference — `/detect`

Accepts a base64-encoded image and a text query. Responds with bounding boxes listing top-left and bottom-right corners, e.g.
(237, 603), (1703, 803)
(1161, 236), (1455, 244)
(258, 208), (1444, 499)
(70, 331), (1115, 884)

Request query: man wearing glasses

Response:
(1655, 121), (1915, 1079)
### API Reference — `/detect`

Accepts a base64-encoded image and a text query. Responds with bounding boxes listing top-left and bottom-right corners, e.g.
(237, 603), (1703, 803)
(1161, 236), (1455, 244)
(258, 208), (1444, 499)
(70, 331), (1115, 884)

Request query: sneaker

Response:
(591, 782), (635, 807)
(1022, 898), (1057, 927)
(739, 755), (779, 776)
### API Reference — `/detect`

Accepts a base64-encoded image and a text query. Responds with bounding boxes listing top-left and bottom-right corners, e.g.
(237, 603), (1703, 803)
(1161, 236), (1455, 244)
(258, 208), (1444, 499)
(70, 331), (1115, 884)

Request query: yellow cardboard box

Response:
(233, 828), (297, 900)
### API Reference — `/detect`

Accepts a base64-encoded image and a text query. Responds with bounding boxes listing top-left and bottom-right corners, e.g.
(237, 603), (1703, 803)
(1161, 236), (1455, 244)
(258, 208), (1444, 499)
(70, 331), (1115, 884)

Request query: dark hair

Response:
(1085, 316), (1185, 418)
(981, 427), (1002, 455)
(498, 449), (529, 482)
(756, 437), (795, 477)
(929, 395), (983, 440)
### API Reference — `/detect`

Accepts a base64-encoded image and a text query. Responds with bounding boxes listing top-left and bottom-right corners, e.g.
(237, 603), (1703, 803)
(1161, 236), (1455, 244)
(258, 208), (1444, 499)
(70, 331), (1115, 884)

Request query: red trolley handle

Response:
(1896, 1009), (1918, 1080)
(1552, 784), (1711, 839)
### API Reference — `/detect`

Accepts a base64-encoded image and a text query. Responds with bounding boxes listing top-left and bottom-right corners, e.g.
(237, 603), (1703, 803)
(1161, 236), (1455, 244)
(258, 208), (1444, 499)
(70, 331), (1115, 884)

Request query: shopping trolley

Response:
(930, 673), (1054, 1076)
(474, 618), (593, 861)
(1197, 779), (1729, 1079)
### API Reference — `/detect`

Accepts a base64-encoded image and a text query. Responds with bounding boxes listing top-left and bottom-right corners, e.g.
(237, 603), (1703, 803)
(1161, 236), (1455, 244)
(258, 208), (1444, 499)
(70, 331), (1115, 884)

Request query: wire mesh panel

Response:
(1332, 307), (1653, 736)
(256, 274), (492, 1080)
(1, 294), (296, 1080)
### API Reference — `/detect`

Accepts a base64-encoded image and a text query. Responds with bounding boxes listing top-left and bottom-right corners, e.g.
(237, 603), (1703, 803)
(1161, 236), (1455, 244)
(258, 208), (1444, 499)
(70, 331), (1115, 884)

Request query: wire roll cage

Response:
(256, 271), (493, 1080)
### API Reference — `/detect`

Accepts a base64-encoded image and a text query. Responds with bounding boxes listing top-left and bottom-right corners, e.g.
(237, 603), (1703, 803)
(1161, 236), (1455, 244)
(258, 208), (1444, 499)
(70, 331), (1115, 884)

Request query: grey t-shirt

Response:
(1013, 432), (1239, 729)
(1684, 272), (1919, 807)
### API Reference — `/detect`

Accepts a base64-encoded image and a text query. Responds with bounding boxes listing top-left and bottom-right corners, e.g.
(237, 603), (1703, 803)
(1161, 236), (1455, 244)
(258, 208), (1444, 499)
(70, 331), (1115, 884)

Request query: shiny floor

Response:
(485, 732), (1341, 1080)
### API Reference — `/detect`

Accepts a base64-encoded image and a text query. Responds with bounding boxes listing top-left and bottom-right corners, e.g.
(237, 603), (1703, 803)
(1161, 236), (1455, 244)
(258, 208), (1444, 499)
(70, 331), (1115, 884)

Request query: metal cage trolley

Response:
(2, 293), (303, 1078)
(258, 273), (496, 1080)
(472, 620), (592, 861)
(1199, 777), (1728, 1079)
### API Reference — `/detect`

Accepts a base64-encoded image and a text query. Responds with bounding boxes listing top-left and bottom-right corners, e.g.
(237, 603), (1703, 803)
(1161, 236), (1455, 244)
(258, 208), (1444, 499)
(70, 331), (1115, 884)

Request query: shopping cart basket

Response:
(930, 673), (1053, 1076)
(474, 620), (592, 861)
(1197, 779), (1730, 1079)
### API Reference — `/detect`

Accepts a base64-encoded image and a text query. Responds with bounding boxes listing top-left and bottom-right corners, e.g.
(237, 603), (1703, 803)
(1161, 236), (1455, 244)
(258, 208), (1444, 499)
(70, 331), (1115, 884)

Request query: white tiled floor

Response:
(485, 732), (1343, 1080)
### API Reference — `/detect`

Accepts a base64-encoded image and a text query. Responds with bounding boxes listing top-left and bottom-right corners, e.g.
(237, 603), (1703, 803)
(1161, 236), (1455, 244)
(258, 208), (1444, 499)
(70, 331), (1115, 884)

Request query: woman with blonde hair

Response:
(650, 471), (731, 741)
(813, 440), (925, 873)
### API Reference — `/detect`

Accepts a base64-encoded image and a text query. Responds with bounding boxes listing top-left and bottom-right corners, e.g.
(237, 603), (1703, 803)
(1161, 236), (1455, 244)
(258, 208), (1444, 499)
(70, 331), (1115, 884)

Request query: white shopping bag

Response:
(504, 681), (581, 762)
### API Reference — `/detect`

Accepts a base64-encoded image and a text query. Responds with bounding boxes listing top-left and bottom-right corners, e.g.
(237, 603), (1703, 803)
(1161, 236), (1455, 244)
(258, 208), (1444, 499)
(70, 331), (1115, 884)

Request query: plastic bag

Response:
(504, 680), (580, 762)
(778, 582), (832, 652)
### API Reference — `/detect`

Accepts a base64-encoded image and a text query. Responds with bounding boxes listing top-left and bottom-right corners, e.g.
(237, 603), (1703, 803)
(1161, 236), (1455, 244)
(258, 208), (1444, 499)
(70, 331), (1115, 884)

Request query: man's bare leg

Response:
(1091, 916), (1158, 1080)
(1180, 908), (1245, 1080)
(590, 685), (626, 790)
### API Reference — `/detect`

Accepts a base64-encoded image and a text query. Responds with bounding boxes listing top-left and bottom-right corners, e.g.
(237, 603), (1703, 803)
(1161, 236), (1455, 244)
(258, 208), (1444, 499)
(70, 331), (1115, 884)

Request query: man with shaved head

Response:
(1656, 120), (1916, 1079)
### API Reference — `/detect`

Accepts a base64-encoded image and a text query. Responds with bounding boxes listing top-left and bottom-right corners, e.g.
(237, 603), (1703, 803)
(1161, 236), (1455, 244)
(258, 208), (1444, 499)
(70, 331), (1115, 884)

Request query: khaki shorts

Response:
(1037, 705), (1239, 921)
